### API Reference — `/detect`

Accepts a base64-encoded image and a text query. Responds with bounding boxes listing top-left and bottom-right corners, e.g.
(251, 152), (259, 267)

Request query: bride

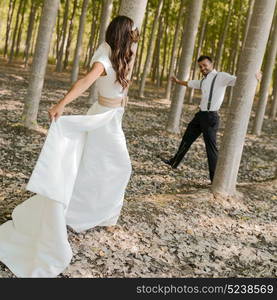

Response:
(0, 16), (139, 278)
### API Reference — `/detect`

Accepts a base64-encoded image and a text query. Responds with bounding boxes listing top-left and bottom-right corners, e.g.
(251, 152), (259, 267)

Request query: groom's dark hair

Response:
(197, 55), (213, 63)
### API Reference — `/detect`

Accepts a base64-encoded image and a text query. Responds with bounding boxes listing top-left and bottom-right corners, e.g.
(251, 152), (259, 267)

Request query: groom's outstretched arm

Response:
(171, 75), (201, 89)
(171, 75), (189, 87)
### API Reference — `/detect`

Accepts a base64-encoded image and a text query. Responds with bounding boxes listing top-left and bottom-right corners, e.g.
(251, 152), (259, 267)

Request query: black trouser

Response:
(169, 111), (219, 181)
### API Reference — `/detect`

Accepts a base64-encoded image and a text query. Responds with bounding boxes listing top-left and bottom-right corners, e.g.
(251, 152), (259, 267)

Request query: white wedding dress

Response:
(0, 41), (132, 277)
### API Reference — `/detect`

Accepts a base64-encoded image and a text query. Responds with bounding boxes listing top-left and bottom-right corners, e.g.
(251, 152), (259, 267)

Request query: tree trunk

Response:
(215, 0), (234, 70)
(71, 0), (89, 84)
(135, 7), (148, 79)
(152, 15), (163, 86)
(87, 0), (113, 104)
(160, 0), (171, 87)
(86, 2), (100, 70)
(21, 0), (60, 129)
(269, 67), (277, 119)
(187, 1), (208, 104)
(4, 0), (17, 58)
(56, 0), (69, 72)
(31, 8), (41, 56)
(119, 0), (148, 94)
(165, 0), (185, 99)
(252, 12), (277, 135)
(24, 1), (38, 66)
(15, 0), (28, 57)
(138, 0), (163, 98)
(98, 0), (113, 45)
(166, 0), (203, 133)
(241, 0), (254, 52)
(212, 0), (276, 197)
(227, 7), (241, 107)
(237, 0), (254, 67)
(63, 0), (78, 70)
(84, 0), (98, 69)
(8, 0), (24, 62)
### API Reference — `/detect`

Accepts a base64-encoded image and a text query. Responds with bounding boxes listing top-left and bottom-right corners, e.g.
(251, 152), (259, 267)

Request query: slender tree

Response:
(252, 12), (277, 135)
(166, 0), (203, 133)
(21, 0), (60, 129)
(151, 14), (163, 85)
(15, 0), (28, 57)
(269, 66), (277, 119)
(63, 0), (78, 70)
(30, 6), (41, 57)
(187, 0), (208, 104)
(215, 0), (234, 70)
(212, 0), (277, 197)
(237, 0), (254, 67)
(160, 0), (171, 86)
(165, 0), (185, 100)
(241, 0), (254, 52)
(84, 0), (100, 69)
(4, 0), (17, 58)
(9, 0), (25, 62)
(138, 0), (163, 98)
(119, 0), (148, 93)
(56, 0), (69, 72)
(87, 0), (113, 104)
(71, 0), (89, 83)
(135, 5), (149, 79)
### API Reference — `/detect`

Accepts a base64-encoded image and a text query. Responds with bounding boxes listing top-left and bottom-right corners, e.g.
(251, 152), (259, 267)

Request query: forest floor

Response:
(0, 60), (276, 278)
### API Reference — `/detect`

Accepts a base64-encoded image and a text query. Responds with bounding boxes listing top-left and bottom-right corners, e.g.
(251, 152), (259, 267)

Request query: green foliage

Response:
(0, 0), (268, 79)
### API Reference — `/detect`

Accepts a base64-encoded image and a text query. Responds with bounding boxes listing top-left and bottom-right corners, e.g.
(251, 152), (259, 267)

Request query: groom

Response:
(161, 55), (261, 183)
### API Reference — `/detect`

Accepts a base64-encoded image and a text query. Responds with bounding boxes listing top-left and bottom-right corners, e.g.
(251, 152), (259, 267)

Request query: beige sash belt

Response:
(98, 95), (129, 108)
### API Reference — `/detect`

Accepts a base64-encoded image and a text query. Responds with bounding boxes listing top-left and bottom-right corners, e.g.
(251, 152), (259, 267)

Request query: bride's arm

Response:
(48, 62), (105, 121)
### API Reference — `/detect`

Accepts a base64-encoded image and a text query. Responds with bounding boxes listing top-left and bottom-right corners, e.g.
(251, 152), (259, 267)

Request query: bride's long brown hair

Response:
(105, 16), (139, 89)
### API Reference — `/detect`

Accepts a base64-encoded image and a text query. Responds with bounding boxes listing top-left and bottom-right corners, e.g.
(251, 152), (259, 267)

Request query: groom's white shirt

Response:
(188, 69), (237, 111)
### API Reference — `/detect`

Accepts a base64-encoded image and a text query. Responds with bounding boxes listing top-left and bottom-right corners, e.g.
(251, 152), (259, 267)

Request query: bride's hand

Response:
(48, 102), (65, 122)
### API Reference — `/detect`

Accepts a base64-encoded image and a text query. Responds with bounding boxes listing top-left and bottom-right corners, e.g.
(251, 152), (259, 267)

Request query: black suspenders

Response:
(207, 74), (217, 111)
(199, 74), (218, 111)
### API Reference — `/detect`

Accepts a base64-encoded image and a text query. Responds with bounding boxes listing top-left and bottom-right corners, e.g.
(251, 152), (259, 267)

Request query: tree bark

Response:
(212, 0), (277, 197)
(187, 1), (208, 104)
(21, 0), (60, 129)
(160, 0), (171, 87)
(24, 1), (38, 66)
(15, 0), (28, 57)
(87, 0), (113, 104)
(4, 0), (17, 58)
(241, 0), (254, 52)
(8, 0), (24, 62)
(152, 15), (163, 86)
(138, 0), (163, 98)
(227, 5), (241, 107)
(135, 6), (148, 79)
(119, 0), (148, 95)
(63, 0), (78, 70)
(84, 0), (98, 69)
(166, 0), (203, 133)
(30, 8), (41, 56)
(215, 0), (234, 70)
(56, 0), (69, 72)
(252, 12), (277, 135)
(71, 0), (89, 84)
(165, 0), (185, 100)
(237, 0), (254, 67)
(269, 67), (277, 119)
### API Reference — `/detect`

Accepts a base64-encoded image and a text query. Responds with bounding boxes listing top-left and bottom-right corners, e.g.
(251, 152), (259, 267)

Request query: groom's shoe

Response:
(160, 157), (177, 169)
(161, 157), (172, 165)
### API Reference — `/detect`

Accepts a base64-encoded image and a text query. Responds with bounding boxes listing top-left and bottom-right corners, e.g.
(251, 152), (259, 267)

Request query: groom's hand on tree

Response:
(171, 75), (178, 83)
(255, 71), (262, 81)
